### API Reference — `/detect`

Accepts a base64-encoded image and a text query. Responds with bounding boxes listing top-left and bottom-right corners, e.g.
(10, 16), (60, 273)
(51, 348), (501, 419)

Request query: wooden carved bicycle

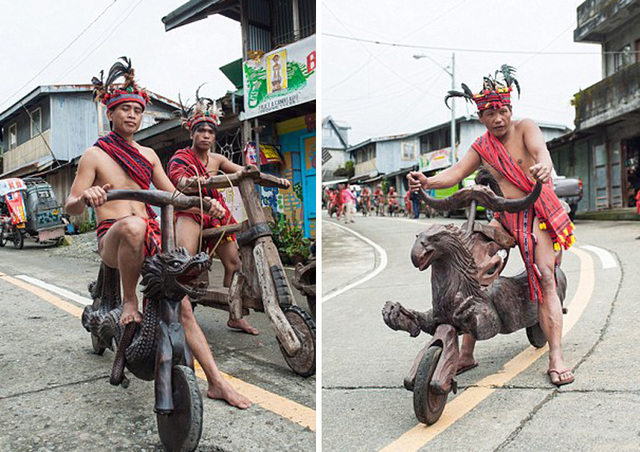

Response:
(81, 190), (216, 452)
(182, 165), (316, 377)
(383, 178), (567, 425)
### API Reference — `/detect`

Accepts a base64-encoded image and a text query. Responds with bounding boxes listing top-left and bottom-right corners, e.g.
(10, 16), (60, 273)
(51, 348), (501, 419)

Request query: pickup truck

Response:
(553, 172), (583, 221)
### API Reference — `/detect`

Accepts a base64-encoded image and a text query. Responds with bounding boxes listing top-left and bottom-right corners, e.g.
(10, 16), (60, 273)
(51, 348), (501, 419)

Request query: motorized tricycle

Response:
(0, 177), (65, 249)
(383, 175), (567, 425)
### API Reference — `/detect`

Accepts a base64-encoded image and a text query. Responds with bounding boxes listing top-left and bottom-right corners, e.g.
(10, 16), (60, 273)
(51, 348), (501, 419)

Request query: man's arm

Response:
(407, 147), (481, 192)
(147, 147), (226, 219)
(215, 154), (291, 188)
(65, 148), (109, 215)
(521, 119), (553, 183)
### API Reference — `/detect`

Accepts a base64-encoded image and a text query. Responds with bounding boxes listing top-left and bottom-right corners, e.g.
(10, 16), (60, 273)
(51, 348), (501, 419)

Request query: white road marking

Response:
(580, 245), (617, 269)
(15, 275), (92, 306)
(322, 220), (388, 303)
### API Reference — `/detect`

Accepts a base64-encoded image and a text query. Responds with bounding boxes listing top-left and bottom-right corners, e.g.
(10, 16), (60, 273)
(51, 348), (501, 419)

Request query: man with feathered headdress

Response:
(168, 88), (290, 335)
(65, 58), (251, 408)
(407, 65), (575, 387)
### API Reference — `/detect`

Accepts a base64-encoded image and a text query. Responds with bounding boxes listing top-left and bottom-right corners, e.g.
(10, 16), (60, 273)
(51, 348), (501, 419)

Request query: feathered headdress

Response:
(92, 57), (149, 110)
(177, 84), (223, 132)
(445, 64), (521, 112)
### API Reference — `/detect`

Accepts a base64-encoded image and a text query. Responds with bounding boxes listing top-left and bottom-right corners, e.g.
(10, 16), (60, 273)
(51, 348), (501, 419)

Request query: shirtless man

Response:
(66, 59), (251, 407)
(408, 68), (575, 386)
(167, 99), (290, 335)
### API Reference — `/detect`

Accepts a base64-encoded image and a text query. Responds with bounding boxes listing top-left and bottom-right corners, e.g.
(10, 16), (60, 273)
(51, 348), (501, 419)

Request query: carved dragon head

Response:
(140, 248), (211, 302)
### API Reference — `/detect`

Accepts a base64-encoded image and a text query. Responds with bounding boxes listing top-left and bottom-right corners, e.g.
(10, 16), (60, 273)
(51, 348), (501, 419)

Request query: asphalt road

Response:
(0, 238), (315, 452)
(322, 210), (640, 452)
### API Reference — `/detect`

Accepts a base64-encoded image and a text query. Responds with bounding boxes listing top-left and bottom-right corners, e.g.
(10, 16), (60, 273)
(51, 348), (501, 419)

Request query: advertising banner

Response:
(419, 147), (453, 172)
(243, 35), (316, 119)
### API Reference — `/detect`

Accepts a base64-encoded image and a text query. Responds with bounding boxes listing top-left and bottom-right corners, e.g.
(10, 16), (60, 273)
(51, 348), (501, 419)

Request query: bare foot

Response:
(120, 302), (142, 325)
(207, 379), (252, 409)
(456, 358), (478, 375)
(227, 318), (259, 335)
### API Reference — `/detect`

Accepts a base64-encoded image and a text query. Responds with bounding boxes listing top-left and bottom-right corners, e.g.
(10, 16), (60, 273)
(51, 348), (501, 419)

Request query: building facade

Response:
(549, 0), (640, 212)
(0, 85), (176, 223)
(163, 0), (317, 238)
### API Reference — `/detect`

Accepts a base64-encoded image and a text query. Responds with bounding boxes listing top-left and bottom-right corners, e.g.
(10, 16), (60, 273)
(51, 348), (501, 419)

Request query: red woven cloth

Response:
(94, 132), (156, 220)
(471, 131), (575, 303)
(168, 147), (237, 248)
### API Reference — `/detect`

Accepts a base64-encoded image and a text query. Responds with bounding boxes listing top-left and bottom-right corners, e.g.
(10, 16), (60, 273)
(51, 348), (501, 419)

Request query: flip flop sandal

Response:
(547, 368), (575, 386)
(456, 361), (479, 376)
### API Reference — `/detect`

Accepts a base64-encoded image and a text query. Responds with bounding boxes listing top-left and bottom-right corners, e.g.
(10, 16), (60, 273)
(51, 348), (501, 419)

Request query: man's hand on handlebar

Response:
(407, 171), (428, 192)
(204, 196), (226, 219)
(529, 162), (552, 184)
(279, 178), (291, 189)
(82, 184), (112, 207)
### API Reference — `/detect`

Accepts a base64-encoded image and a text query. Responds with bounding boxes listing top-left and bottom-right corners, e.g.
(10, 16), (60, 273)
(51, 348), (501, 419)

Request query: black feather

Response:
(105, 56), (132, 87)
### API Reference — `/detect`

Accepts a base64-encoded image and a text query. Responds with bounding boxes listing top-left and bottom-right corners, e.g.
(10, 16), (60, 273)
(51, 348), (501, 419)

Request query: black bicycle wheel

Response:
(413, 345), (448, 425)
(278, 305), (316, 377)
(156, 365), (203, 452)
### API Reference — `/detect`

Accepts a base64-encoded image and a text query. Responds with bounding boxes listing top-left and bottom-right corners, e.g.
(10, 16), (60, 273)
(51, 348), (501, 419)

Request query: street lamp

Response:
(413, 52), (456, 162)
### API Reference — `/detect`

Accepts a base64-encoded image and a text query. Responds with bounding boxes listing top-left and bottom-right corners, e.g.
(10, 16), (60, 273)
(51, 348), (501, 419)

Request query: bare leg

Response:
(99, 216), (147, 325)
(458, 334), (478, 373)
(180, 298), (251, 409)
(214, 240), (259, 335)
(532, 218), (574, 385)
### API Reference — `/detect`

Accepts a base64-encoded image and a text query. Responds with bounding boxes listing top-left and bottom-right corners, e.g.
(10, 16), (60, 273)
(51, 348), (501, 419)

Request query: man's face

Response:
(107, 102), (144, 135)
(191, 124), (216, 151)
(479, 106), (512, 138)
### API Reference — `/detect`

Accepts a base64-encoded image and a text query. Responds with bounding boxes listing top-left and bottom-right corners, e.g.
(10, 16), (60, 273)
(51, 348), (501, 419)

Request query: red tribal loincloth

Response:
(168, 147), (237, 251)
(471, 131), (575, 303)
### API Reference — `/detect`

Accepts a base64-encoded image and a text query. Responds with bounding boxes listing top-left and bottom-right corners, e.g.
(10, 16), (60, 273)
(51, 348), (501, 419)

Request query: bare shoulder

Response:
(79, 146), (102, 164)
(136, 143), (161, 163)
(514, 118), (539, 132)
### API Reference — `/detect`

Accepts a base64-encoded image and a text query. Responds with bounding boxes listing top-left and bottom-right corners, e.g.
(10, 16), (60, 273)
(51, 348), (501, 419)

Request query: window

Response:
(614, 44), (632, 72)
(30, 108), (42, 138)
(8, 123), (17, 150)
(402, 142), (417, 161)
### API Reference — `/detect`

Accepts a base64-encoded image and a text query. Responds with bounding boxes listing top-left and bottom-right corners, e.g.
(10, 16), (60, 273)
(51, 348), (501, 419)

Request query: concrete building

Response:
(548, 0), (640, 213)
(321, 116), (350, 181)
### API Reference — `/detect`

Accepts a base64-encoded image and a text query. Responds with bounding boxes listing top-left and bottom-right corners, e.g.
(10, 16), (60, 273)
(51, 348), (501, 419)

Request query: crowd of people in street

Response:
(323, 182), (432, 222)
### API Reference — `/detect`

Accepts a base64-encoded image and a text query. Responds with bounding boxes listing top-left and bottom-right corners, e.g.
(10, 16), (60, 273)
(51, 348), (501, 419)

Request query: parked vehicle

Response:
(553, 171), (583, 221)
(0, 177), (65, 249)
(433, 172), (491, 221)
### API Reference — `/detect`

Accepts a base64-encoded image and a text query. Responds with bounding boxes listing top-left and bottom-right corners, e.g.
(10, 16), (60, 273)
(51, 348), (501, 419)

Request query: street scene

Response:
(322, 211), (637, 451)
(1, 1), (316, 451)
(322, 0), (640, 451)
(0, 236), (315, 452)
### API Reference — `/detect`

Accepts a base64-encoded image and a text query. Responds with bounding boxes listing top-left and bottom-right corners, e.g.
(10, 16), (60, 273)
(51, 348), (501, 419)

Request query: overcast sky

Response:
(0, 0), (241, 112)
(323, 0), (603, 144)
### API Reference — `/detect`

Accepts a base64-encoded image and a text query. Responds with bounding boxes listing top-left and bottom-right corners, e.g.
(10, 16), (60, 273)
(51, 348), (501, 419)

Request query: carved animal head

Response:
(411, 224), (474, 271)
(140, 248), (211, 302)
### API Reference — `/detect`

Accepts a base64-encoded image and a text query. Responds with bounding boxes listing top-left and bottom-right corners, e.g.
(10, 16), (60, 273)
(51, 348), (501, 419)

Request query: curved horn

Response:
(418, 181), (542, 213)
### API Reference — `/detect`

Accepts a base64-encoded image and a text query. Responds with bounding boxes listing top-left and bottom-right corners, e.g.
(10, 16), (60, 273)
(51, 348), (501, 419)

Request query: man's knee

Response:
(118, 216), (148, 244)
(538, 263), (556, 294)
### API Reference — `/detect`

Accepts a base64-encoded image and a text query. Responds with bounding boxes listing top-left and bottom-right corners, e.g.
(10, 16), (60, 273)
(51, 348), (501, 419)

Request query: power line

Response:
(323, 32), (621, 55)
(0, 1), (118, 110)
(56, 0), (147, 81)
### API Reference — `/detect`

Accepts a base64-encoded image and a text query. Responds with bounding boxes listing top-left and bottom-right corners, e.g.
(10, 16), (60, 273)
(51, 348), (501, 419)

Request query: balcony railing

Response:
(3, 130), (52, 173)
(354, 159), (377, 177)
(575, 0), (640, 42)
(573, 61), (640, 130)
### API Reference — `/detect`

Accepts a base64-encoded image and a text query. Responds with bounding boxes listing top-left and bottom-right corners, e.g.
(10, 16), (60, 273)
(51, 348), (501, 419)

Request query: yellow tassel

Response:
(539, 222), (547, 230)
(563, 227), (568, 236)
(570, 235), (575, 245)
(554, 243), (560, 251)
(558, 234), (565, 243)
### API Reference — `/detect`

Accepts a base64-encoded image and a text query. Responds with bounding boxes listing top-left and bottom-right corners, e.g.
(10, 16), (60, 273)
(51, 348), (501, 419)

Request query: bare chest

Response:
(94, 151), (146, 189)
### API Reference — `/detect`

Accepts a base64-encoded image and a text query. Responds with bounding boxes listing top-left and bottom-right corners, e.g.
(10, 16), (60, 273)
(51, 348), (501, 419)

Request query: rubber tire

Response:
(91, 333), (106, 356)
(413, 345), (448, 425)
(13, 232), (24, 250)
(526, 323), (547, 348)
(156, 365), (203, 452)
(278, 305), (316, 377)
(485, 209), (494, 222)
(0, 230), (6, 247)
(568, 204), (577, 221)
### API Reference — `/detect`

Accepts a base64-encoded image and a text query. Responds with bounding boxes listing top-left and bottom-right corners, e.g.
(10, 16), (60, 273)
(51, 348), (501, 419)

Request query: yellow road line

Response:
(379, 247), (595, 452)
(0, 271), (315, 431)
